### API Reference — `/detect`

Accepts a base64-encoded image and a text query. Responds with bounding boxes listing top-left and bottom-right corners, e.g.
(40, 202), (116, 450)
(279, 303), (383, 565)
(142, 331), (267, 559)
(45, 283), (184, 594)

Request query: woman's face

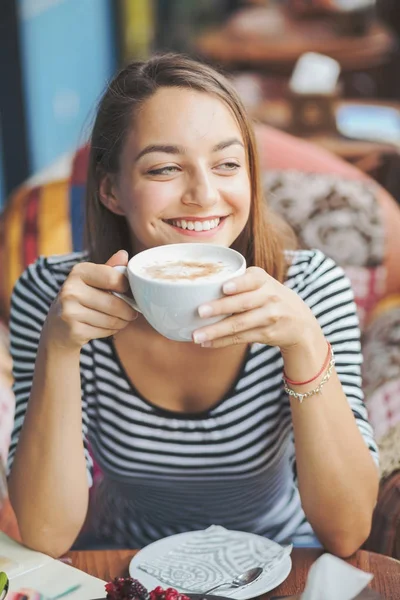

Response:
(108, 87), (251, 251)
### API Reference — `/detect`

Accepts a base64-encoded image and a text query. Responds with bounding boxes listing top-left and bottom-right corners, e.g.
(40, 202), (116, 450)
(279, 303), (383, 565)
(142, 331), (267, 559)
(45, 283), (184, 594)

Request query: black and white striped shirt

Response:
(7, 249), (379, 548)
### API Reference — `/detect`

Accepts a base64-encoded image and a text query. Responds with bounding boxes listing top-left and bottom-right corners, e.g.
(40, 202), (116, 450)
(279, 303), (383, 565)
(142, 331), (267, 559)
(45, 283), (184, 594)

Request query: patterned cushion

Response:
(265, 170), (385, 267)
(342, 266), (386, 330)
(257, 125), (400, 297)
(367, 380), (400, 442)
(362, 296), (400, 440)
(362, 297), (400, 393)
(265, 170), (387, 328)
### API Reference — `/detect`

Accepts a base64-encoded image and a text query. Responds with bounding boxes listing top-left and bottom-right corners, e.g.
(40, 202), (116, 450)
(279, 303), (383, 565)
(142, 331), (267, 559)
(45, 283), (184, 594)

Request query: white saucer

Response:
(129, 528), (292, 599)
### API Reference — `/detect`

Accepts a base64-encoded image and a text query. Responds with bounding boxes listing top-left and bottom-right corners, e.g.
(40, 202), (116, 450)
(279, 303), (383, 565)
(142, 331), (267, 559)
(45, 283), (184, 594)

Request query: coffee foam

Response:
(140, 259), (236, 282)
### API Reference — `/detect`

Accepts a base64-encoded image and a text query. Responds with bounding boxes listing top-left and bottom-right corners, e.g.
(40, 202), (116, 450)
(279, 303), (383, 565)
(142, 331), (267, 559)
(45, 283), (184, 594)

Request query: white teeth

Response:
(169, 218), (221, 231)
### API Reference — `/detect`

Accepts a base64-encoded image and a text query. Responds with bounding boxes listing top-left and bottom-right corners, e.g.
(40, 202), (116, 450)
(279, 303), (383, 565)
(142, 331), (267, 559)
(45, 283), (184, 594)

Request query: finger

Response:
(70, 262), (130, 294)
(73, 322), (127, 342)
(105, 249), (129, 268)
(198, 287), (267, 319)
(221, 266), (270, 296)
(193, 307), (273, 344)
(198, 327), (263, 349)
(70, 304), (135, 331)
(77, 287), (137, 322)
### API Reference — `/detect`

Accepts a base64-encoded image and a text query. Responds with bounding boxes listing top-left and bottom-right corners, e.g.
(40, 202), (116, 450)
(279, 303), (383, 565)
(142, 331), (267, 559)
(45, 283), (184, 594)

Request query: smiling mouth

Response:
(163, 217), (225, 232)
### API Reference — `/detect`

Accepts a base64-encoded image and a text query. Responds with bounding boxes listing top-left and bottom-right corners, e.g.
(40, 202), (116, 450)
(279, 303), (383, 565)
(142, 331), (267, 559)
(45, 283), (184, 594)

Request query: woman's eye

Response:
(216, 162), (240, 171)
(147, 166), (180, 176)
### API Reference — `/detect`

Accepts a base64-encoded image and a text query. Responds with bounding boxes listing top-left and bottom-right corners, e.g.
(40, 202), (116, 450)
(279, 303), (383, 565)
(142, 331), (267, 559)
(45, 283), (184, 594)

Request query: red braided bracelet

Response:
(283, 341), (332, 387)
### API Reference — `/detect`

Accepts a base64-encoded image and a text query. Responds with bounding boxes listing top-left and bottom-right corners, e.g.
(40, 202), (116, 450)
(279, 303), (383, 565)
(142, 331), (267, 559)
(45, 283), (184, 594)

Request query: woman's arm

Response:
(282, 329), (379, 557)
(8, 337), (89, 557)
(193, 250), (379, 556)
(8, 250), (137, 557)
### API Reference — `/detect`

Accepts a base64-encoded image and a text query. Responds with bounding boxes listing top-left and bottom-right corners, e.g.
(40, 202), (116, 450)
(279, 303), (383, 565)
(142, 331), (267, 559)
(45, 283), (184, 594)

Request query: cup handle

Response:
(112, 265), (142, 313)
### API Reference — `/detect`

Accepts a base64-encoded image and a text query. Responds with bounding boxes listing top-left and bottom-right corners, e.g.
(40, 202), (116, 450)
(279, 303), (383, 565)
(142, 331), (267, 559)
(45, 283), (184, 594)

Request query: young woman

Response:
(8, 54), (379, 558)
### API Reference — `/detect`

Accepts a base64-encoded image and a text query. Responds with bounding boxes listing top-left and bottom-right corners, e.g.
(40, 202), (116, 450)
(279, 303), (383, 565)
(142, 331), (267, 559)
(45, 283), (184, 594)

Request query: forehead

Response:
(127, 87), (244, 150)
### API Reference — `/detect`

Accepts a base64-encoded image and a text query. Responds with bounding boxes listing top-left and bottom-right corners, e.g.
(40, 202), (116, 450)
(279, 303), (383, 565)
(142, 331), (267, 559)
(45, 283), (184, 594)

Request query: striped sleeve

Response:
(7, 255), (94, 485)
(292, 249), (379, 466)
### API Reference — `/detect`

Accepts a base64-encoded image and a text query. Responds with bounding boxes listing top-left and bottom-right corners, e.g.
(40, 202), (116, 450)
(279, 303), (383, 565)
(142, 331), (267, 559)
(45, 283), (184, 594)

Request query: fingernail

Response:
(193, 332), (207, 344)
(58, 557), (72, 564)
(223, 281), (236, 294)
(201, 341), (212, 348)
(198, 304), (213, 318)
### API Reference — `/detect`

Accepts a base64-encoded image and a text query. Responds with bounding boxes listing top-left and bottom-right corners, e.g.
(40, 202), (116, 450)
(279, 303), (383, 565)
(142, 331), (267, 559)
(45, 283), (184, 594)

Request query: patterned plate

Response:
(129, 526), (292, 599)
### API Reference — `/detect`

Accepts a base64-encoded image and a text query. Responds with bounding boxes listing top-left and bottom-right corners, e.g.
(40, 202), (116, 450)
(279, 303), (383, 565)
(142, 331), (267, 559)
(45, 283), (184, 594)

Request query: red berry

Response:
(105, 577), (149, 600)
(149, 585), (188, 600)
(154, 588), (165, 595)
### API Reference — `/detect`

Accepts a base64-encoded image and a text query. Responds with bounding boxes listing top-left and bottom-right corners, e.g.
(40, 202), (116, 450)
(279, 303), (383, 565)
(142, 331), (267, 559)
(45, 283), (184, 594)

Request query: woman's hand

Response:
(193, 266), (321, 350)
(44, 250), (138, 351)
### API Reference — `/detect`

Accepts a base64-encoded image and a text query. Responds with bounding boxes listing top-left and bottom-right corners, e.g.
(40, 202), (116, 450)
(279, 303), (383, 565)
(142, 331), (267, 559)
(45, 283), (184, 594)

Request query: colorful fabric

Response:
(362, 297), (400, 441)
(0, 151), (89, 320)
(343, 266), (386, 330)
(0, 323), (13, 464)
(378, 423), (400, 480)
(367, 380), (400, 442)
(362, 299), (400, 396)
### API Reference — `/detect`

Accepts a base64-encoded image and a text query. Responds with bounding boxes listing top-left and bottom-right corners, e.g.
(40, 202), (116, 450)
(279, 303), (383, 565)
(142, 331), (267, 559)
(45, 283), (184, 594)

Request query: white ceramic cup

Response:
(112, 243), (246, 342)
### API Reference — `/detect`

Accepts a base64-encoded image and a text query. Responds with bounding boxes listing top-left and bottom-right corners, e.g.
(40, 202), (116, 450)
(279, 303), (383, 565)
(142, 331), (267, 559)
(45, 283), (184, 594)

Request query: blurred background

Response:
(1, 0), (400, 208)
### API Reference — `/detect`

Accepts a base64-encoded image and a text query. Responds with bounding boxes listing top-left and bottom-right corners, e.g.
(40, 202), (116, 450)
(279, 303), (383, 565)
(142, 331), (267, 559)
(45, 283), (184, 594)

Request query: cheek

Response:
(226, 175), (251, 215)
(124, 181), (178, 220)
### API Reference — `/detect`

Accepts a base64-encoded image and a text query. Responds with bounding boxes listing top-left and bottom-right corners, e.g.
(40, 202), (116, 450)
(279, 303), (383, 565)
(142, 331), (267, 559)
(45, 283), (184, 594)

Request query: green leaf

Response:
(0, 571), (8, 591)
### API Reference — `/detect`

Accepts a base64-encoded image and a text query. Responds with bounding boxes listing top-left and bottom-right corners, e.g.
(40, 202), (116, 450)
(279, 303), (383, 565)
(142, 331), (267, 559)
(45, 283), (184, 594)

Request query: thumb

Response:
(106, 249), (129, 268)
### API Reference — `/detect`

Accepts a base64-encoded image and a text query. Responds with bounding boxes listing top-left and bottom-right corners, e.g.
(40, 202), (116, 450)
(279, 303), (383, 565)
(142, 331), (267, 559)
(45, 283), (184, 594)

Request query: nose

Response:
(181, 167), (219, 209)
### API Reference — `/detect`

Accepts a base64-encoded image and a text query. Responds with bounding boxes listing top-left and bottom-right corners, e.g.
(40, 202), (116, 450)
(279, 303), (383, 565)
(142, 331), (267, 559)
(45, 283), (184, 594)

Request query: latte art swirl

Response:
(141, 259), (234, 282)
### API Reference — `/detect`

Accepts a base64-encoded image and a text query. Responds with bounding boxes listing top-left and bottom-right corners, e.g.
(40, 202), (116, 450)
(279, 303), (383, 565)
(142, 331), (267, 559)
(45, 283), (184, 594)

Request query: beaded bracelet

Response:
(283, 349), (335, 403)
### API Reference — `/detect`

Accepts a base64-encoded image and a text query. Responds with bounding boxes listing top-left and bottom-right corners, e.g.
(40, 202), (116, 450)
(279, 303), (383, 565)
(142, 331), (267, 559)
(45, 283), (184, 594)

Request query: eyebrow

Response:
(135, 137), (244, 162)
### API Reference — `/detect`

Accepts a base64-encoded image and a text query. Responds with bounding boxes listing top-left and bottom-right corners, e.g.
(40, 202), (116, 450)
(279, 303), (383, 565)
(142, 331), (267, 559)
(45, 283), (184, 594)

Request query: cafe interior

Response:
(0, 0), (399, 597)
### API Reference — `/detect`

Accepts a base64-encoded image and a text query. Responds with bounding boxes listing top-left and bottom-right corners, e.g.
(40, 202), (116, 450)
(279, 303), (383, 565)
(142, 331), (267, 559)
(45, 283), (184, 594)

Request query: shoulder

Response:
(13, 251), (88, 294)
(284, 249), (358, 332)
(284, 248), (349, 292)
(11, 252), (88, 322)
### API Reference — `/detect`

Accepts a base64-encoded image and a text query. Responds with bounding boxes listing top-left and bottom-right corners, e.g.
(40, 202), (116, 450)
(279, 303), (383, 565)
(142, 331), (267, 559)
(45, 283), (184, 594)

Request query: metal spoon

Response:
(203, 566), (264, 595)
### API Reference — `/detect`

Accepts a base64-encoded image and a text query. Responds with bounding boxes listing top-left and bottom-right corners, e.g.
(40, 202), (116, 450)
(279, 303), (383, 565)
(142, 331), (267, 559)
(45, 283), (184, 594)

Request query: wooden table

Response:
(67, 548), (400, 600)
(251, 98), (400, 166)
(195, 7), (396, 74)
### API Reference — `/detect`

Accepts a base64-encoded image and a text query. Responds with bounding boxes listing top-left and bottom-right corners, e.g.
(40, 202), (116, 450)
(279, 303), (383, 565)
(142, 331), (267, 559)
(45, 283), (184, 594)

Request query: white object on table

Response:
(301, 553), (373, 600)
(290, 53), (341, 96)
(130, 525), (292, 600)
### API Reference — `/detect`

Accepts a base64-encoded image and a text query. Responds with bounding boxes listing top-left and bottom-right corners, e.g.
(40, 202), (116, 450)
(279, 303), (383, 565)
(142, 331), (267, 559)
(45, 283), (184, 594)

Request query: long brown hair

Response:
(85, 53), (295, 281)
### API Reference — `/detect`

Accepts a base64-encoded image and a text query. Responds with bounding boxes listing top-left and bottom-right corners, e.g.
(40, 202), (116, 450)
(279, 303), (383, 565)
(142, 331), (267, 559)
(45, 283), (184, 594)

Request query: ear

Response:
(99, 174), (125, 216)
